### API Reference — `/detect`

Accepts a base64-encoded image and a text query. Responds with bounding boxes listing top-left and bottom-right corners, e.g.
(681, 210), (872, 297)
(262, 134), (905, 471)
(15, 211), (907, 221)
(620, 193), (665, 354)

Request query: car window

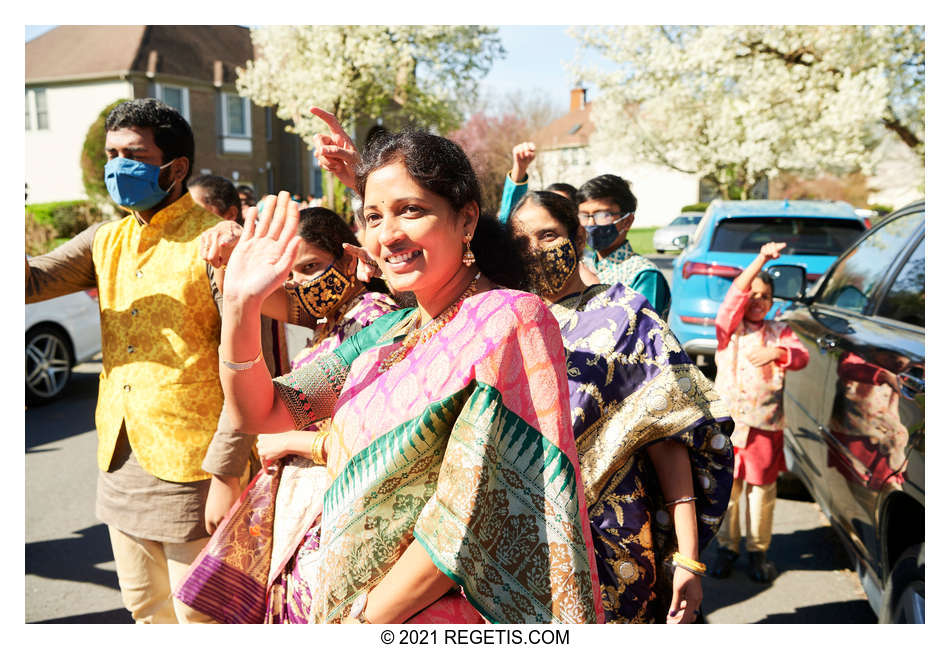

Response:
(669, 216), (690, 226)
(817, 210), (925, 314)
(877, 235), (924, 327)
(710, 217), (865, 255)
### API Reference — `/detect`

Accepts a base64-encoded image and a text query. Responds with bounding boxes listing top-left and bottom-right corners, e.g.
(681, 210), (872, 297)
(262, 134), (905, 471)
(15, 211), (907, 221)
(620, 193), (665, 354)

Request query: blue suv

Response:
(669, 200), (868, 358)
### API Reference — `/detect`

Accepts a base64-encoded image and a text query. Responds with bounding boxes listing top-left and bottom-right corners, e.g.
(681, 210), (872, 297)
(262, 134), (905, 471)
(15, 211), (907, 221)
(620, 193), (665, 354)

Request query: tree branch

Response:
(881, 115), (921, 150)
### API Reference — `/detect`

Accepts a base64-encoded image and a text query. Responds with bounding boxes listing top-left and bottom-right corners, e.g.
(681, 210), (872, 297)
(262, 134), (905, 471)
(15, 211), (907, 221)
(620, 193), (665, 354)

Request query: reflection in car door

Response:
(781, 303), (838, 513)
(822, 233), (924, 578)
(783, 209), (924, 522)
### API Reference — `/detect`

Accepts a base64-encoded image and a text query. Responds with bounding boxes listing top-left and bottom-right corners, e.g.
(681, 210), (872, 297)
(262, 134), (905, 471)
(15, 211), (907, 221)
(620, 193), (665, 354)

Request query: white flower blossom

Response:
(237, 26), (504, 141)
(569, 25), (924, 197)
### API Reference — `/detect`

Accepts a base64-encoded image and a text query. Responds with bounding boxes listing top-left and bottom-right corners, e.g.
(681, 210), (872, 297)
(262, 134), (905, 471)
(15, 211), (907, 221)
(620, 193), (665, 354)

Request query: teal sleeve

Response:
(332, 308), (412, 366)
(497, 174), (529, 225)
(631, 269), (671, 319)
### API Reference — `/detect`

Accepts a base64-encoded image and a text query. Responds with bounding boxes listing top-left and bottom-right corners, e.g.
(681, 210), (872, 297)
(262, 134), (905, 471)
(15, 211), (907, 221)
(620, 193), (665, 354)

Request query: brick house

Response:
(26, 25), (319, 204)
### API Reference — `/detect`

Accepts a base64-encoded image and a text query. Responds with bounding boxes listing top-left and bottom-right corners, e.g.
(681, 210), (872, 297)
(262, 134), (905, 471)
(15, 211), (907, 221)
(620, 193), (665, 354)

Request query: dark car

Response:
(768, 200), (924, 623)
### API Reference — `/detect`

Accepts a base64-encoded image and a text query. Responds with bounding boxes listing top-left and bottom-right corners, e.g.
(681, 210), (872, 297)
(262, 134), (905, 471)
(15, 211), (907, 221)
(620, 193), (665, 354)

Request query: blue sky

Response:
(25, 25), (608, 114)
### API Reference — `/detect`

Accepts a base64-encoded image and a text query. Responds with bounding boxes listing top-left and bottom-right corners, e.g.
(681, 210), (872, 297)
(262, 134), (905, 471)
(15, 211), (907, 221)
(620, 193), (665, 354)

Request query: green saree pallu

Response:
(277, 289), (603, 623)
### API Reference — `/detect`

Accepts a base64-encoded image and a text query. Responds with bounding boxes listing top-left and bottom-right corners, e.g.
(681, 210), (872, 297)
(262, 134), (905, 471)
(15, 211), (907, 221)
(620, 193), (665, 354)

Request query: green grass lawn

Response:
(626, 227), (660, 254)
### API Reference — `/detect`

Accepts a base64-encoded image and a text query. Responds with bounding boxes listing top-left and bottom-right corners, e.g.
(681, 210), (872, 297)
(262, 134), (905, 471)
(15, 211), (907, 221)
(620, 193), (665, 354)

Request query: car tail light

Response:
(85, 288), (99, 301)
(806, 273), (822, 282)
(679, 315), (716, 326)
(862, 217), (872, 230)
(682, 261), (742, 280)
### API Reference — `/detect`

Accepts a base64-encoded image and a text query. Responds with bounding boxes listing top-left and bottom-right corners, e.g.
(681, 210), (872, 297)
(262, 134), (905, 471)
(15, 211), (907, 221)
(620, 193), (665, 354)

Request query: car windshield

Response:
(710, 217), (865, 255)
(670, 215), (702, 226)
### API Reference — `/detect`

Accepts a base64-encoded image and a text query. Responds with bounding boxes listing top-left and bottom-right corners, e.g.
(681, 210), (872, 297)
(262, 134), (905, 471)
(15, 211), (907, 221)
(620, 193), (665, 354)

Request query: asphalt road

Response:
(25, 302), (875, 624)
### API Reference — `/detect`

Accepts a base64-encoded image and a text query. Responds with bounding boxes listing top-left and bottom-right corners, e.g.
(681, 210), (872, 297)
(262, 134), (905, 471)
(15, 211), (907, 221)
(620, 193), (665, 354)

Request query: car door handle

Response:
(817, 334), (838, 350)
(899, 373), (925, 396)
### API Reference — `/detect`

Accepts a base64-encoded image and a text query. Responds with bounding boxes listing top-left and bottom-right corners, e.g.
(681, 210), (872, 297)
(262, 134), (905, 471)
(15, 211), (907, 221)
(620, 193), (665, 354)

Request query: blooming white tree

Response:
(236, 26), (504, 141)
(570, 26), (924, 198)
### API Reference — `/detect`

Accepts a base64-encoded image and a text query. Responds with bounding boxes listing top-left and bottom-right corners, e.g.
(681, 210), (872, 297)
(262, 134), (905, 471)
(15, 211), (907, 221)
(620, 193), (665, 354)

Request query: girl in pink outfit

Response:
(710, 242), (809, 582)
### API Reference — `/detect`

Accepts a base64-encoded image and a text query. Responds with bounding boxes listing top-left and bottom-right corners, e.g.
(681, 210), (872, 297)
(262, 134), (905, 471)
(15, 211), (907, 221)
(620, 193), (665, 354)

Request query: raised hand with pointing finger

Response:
(310, 107), (360, 191)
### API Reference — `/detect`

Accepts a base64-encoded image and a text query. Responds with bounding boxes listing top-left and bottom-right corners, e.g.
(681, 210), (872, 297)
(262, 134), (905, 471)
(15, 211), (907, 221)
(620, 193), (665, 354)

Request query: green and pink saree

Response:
(176, 289), (603, 624)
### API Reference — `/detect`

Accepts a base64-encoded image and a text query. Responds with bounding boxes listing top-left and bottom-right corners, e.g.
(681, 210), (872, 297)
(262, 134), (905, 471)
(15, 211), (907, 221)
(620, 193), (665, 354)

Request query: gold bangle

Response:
(671, 552), (706, 575)
(310, 433), (327, 465)
(219, 346), (263, 371)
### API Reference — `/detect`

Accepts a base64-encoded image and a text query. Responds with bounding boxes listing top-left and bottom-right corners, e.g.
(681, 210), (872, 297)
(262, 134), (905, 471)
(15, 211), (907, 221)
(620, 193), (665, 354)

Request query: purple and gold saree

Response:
(550, 283), (734, 623)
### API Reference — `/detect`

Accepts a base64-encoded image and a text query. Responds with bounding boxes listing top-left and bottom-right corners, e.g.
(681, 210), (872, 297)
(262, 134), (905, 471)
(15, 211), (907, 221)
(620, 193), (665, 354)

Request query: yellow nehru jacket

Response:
(91, 192), (223, 482)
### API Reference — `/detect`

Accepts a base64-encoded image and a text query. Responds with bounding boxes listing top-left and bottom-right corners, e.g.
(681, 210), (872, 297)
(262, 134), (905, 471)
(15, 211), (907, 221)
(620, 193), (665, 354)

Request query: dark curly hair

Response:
(105, 98), (195, 183)
(354, 129), (526, 290)
(576, 174), (637, 214)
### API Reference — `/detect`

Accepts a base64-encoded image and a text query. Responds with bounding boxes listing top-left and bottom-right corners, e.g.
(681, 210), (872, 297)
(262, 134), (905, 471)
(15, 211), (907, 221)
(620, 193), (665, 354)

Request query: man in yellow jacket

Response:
(27, 99), (231, 623)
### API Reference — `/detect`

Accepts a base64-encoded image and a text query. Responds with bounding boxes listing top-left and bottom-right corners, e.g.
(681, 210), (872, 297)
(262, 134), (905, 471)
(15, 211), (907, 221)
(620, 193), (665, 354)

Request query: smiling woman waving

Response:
(181, 126), (602, 624)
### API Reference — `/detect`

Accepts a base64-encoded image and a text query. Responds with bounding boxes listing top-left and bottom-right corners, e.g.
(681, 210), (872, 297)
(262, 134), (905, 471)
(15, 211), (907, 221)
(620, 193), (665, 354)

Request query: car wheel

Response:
(655, 248), (665, 254)
(879, 543), (924, 624)
(26, 324), (74, 406)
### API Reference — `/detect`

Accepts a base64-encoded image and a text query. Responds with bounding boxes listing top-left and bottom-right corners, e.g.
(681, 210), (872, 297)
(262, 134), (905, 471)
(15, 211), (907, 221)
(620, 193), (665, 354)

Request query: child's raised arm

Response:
(734, 241), (786, 292)
(715, 241), (787, 349)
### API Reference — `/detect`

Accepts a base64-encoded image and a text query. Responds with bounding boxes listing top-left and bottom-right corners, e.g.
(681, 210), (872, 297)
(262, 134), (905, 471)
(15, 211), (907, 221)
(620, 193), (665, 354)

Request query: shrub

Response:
(25, 200), (107, 254)
(868, 204), (894, 216)
(25, 212), (56, 256)
(680, 203), (709, 213)
(81, 98), (128, 203)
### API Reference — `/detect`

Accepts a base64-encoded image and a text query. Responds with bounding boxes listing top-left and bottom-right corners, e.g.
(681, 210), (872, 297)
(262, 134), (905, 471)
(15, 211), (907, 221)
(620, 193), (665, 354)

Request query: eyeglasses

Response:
(578, 210), (629, 226)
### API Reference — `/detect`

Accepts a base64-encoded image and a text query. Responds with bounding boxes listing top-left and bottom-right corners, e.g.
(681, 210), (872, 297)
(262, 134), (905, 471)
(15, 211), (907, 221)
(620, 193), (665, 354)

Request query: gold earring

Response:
(462, 234), (475, 267)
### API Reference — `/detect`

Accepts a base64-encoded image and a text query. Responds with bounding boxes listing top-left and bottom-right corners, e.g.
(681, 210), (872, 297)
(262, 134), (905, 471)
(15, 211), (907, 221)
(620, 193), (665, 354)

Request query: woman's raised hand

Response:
(224, 191), (302, 304)
(341, 242), (383, 283)
(311, 107), (360, 191)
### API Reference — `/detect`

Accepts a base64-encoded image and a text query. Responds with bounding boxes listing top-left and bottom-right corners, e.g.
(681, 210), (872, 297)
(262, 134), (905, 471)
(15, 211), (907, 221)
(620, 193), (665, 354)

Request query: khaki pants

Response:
(108, 526), (217, 624)
(717, 478), (777, 553)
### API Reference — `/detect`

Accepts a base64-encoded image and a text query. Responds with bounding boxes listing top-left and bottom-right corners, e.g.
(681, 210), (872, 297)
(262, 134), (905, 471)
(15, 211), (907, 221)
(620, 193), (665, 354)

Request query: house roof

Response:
(26, 25), (254, 86)
(533, 102), (595, 151)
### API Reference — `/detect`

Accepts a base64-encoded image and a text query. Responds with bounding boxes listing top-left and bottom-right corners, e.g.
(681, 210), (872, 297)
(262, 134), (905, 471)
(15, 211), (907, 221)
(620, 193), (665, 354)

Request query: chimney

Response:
(146, 50), (159, 79)
(570, 87), (587, 112)
(213, 60), (224, 88)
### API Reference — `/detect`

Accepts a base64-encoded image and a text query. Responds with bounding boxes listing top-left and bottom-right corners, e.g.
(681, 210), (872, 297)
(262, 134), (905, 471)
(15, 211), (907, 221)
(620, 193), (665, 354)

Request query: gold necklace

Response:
(377, 273), (481, 374)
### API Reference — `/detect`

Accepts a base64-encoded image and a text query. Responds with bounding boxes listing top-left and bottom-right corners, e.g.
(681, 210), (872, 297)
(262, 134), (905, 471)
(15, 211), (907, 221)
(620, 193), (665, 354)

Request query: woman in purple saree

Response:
(508, 191), (735, 623)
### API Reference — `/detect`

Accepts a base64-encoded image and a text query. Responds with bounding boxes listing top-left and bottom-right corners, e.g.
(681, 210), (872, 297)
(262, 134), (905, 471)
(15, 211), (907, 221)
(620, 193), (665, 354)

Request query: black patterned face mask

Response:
(287, 264), (354, 319)
(525, 238), (578, 297)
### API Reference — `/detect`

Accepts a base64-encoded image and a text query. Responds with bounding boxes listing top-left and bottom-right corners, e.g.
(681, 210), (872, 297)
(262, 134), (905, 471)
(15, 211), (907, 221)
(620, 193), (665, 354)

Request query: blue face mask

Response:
(585, 223), (622, 251)
(104, 157), (176, 211)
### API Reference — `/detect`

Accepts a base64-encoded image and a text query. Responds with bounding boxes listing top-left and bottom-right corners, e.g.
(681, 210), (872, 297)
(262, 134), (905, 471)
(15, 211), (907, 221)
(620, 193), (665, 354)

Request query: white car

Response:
(652, 212), (704, 253)
(25, 289), (101, 406)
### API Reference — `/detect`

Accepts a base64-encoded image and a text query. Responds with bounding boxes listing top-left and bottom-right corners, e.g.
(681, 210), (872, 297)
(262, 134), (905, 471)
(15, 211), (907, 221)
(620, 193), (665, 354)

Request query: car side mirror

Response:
(768, 264), (806, 300)
(672, 234), (689, 250)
